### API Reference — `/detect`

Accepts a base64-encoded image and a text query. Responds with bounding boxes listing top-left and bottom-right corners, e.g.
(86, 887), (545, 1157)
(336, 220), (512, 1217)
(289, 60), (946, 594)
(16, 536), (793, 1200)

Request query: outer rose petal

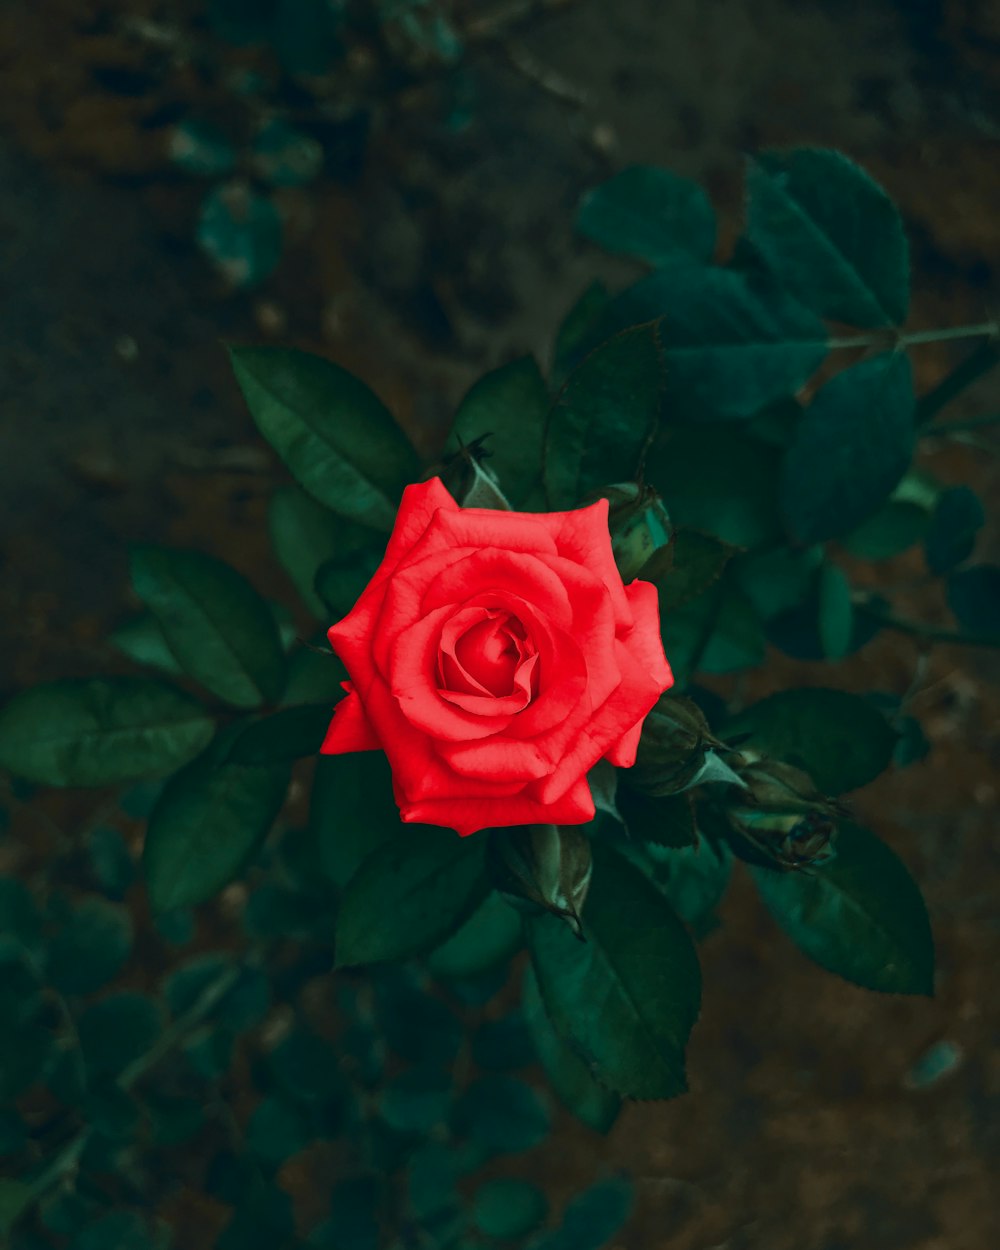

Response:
(320, 683), (381, 753)
(399, 775), (596, 838)
(605, 719), (643, 768)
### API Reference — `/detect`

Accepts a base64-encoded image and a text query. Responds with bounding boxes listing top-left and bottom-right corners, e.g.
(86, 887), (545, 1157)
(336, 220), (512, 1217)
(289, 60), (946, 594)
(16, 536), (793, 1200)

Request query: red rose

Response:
(320, 478), (673, 836)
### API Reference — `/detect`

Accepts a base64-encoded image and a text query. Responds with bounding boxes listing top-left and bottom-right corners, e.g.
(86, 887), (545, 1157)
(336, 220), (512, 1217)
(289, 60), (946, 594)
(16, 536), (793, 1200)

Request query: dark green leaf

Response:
(280, 643), (347, 707)
(216, 1182), (295, 1250)
(169, 118), (236, 177)
(596, 264), (828, 418)
(87, 826), (135, 899)
(426, 890), (523, 980)
(947, 564), (1000, 635)
(48, 897), (133, 996)
(617, 788), (696, 847)
(746, 148), (909, 327)
(527, 841), (701, 1099)
(327, 1177), (380, 1250)
(379, 1065), (452, 1135)
(453, 1075), (550, 1154)
(841, 499), (929, 561)
(655, 529), (735, 611)
(269, 485), (379, 618)
(522, 966), (620, 1133)
(130, 546), (286, 710)
(553, 281), (611, 381)
(641, 837), (732, 929)
(471, 1012), (535, 1071)
(924, 486), (984, 575)
(734, 544), (822, 620)
(576, 166), (715, 266)
(0, 1110), (26, 1157)
(273, 0), (342, 75)
(269, 1030), (346, 1103)
(312, 751), (404, 888)
(230, 346), (421, 531)
(78, 992), (163, 1079)
(537, 1177), (634, 1250)
(110, 615), (183, 676)
(751, 822), (933, 994)
(246, 1096), (312, 1167)
(0, 1181), (31, 1237)
(375, 975), (463, 1065)
(335, 827), (487, 967)
(314, 548), (383, 620)
(544, 324), (665, 509)
(0, 1017), (51, 1103)
(665, 581), (766, 681)
(726, 687), (898, 793)
(446, 357), (549, 508)
(226, 704), (331, 764)
(781, 352), (915, 544)
(647, 426), (782, 547)
(251, 119), (323, 187)
(0, 678), (214, 787)
(0, 879), (42, 956)
(473, 1178), (548, 1240)
(197, 182), (282, 289)
(143, 751), (290, 912)
(817, 562), (853, 659)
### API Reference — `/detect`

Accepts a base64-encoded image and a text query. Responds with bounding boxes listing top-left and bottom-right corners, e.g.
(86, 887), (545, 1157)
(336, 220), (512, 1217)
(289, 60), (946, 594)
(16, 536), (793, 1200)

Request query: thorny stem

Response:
(826, 321), (1000, 352)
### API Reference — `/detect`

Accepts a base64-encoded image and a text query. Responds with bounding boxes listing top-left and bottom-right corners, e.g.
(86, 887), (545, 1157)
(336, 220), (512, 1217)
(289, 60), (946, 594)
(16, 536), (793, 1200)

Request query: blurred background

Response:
(1, 1), (999, 1246)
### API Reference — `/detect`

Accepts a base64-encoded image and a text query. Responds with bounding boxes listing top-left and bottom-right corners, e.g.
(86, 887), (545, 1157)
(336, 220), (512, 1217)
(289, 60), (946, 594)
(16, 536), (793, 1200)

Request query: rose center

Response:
(438, 606), (537, 703)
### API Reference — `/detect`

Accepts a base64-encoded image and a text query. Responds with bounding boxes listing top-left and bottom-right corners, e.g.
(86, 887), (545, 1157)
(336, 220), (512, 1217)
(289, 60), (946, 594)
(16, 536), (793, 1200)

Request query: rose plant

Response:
(1, 148), (998, 1249)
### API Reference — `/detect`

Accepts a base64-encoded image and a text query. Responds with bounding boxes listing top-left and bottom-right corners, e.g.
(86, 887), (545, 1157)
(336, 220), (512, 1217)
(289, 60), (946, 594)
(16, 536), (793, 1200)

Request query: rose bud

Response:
(319, 478), (673, 835)
(727, 757), (845, 868)
(425, 435), (511, 510)
(583, 482), (673, 582)
(628, 693), (722, 797)
(486, 824), (592, 939)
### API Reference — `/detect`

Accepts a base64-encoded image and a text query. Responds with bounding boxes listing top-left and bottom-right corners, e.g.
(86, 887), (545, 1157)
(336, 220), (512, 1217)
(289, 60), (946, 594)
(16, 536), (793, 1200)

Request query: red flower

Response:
(321, 478), (673, 836)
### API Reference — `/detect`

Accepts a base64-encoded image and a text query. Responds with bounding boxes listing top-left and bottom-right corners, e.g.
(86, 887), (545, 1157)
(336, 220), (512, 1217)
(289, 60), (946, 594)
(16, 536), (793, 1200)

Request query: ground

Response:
(1, 0), (998, 1246)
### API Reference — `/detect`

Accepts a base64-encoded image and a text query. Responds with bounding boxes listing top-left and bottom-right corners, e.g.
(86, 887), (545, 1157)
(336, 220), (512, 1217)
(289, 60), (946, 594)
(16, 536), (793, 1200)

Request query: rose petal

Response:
(320, 684), (382, 753)
(399, 774), (596, 837)
(422, 549), (575, 631)
(604, 719), (642, 767)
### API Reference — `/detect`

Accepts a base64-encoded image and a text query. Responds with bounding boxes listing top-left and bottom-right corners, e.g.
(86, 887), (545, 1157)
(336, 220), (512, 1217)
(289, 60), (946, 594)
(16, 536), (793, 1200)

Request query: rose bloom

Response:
(321, 477), (673, 836)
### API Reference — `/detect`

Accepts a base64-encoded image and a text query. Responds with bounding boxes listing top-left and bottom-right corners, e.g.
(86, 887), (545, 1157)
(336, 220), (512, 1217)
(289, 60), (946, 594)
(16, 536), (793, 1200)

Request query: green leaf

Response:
(197, 182), (282, 289)
(0, 678), (214, 787)
(314, 548), (383, 620)
(544, 324), (665, 509)
(616, 788), (696, 848)
(375, 973), (463, 1066)
(538, 1177), (634, 1250)
(521, 966), (620, 1134)
(924, 486), (984, 575)
(665, 581), (766, 681)
(312, 751), (403, 888)
(552, 281), (611, 381)
(269, 485), (380, 618)
(230, 346), (421, 531)
(48, 897), (133, 996)
(131, 546), (285, 709)
(453, 1075), (550, 1154)
(841, 499), (929, 561)
(110, 615), (183, 676)
(0, 879), (43, 956)
(272, 0), (342, 75)
(576, 166), (715, 266)
(751, 822), (933, 994)
(781, 352), (915, 544)
(817, 562), (853, 660)
(471, 1012), (535, 1072)
(725, 687), (897, 794)
(596, 264), (828, 418)
(527, 841), (701, 1099)
(647, 426), (782, 548)
(655, 529), (735, 611)
(226, 704), (331, 764)
(143, 751), (290, 911)
(641, 837), (732, 930)
(379, 1066), (452, 1135)
(0, 1180), (31, 1237)
(948, 564), (1000, 635)
(246, 1096), (312, 1167)
(251, 119), (323, 187)
(78, 992), (164, 1079)
(746, 148), (909, 328)
(446, 357), (549, 508)
(87, 826), (136, 900)
(169, 118), (237, 177)
(734, 544), (823, 620)
(426, 890), (523, 980)
(280, 643), (347, 707)
(473, 1179), (548, 1239)
(335, 827), (488, 967)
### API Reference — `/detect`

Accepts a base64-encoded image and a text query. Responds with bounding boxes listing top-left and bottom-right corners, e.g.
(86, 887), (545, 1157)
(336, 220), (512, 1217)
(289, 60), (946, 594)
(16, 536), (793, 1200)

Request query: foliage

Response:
(3, 146), (998, 1247)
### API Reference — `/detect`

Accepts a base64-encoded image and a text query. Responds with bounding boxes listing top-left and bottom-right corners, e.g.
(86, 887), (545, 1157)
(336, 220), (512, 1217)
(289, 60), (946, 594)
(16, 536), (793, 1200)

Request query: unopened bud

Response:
(629, 694), (722, 797)
(428, 436), (511, 510)
(727, 758), (844, 867)
(486, 824), (592, 939)
(584, 482), (673, 581)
